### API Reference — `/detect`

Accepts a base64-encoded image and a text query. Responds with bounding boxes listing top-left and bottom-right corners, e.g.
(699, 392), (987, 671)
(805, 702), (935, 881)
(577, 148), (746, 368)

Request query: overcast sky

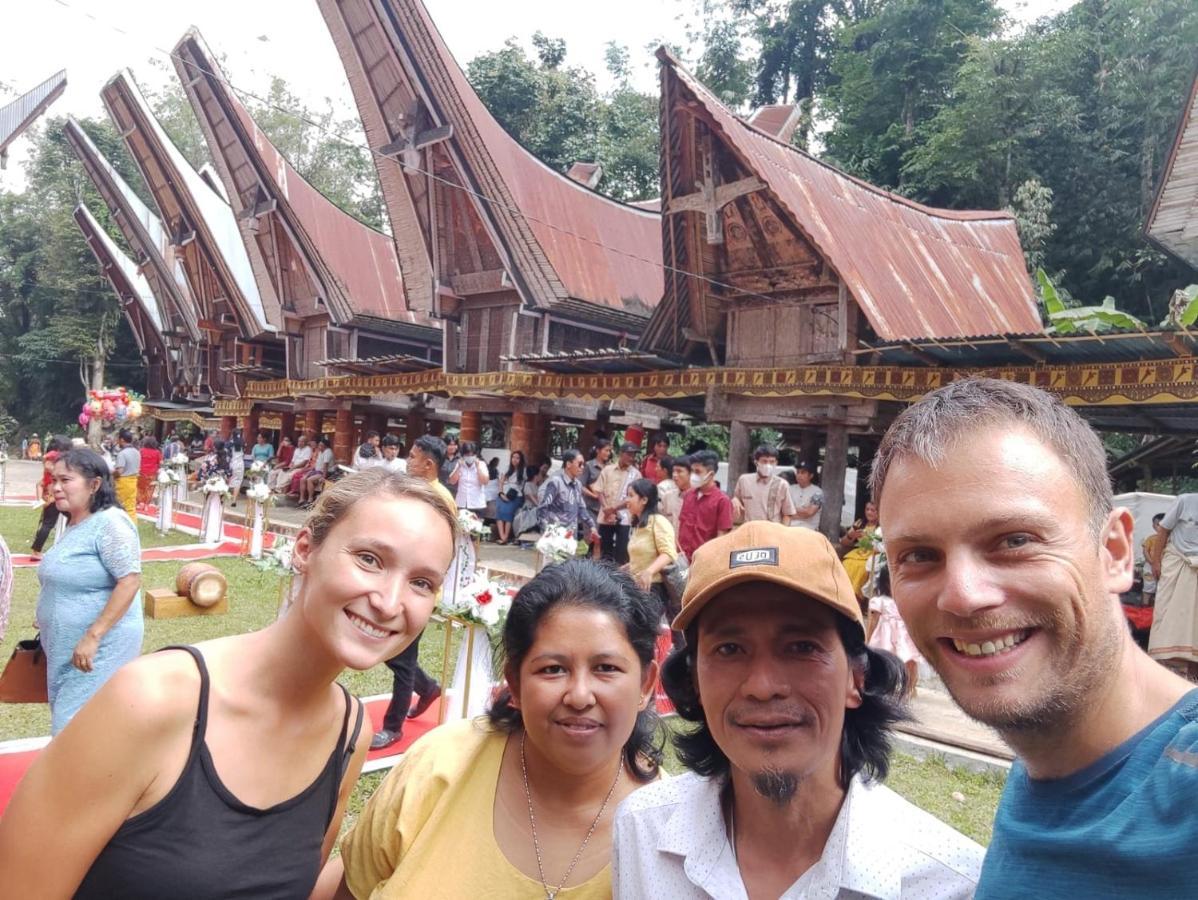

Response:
(0, 0), (1076, 189)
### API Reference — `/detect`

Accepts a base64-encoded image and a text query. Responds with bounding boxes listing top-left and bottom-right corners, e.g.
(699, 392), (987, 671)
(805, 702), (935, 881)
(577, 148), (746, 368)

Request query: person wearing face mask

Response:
(677, 450), (734, 562)
(449, 441), (489, 514)
(732, 445), (795, 526)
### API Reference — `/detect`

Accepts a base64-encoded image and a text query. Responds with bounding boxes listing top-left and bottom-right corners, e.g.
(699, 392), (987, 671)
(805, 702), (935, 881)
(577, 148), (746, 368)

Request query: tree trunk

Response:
(87, 356), (105, 448)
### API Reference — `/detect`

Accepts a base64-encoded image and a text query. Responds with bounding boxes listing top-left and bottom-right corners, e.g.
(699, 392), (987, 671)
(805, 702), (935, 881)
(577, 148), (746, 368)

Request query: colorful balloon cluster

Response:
(78, 387), (144, 429)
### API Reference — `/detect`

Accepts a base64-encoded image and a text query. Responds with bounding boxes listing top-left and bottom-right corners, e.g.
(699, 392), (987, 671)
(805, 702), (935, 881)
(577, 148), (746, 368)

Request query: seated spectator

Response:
(278, 435), (313, 494)
(298, 438), (335, 509)
(250, 432), (275, 467)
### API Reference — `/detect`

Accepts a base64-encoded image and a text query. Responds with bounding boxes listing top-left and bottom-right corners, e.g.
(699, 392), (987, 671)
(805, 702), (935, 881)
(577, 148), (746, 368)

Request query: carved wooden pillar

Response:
(280, 411), (296, 440)
(459, 410), (482, 445)
(334, 407), (353, 464)
(219, 416), (235, 440)
(727, 420), (751, 488)
(820, 423), (848, 541)
(406, 410), (426, 447)
(304, 410), (322, 442)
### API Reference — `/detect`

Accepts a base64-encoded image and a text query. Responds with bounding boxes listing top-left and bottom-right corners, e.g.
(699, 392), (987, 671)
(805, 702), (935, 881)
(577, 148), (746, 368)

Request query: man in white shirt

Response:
(789, 461), (824, 530)
(298, 438), (334, 507)
(375, 434), (407, 474)
(271, 434), (311, 492)
(613, 522), (983, 899)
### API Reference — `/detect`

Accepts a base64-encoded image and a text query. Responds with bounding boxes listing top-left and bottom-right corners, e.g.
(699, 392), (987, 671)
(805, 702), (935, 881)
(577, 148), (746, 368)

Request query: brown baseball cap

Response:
(673, 521), (864, 634)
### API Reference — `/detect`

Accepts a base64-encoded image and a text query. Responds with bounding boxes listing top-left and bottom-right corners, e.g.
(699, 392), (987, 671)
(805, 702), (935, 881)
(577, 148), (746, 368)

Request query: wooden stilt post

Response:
(820, 423), (849, 541)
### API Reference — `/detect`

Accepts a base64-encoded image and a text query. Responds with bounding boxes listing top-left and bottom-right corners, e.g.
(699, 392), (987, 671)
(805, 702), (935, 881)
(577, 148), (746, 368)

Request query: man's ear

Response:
(845, 662), (865, 711)
(1101, 507), (1135, 596)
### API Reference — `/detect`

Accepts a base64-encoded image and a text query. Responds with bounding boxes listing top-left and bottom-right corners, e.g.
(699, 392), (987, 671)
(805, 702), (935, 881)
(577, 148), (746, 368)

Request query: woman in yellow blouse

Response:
(624, 478), (678, 624)
(317, 559), (664, 900)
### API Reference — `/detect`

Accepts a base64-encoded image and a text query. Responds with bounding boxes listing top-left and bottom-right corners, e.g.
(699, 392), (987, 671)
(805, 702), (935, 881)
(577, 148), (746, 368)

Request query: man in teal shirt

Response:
(873, 378), (1198, 899)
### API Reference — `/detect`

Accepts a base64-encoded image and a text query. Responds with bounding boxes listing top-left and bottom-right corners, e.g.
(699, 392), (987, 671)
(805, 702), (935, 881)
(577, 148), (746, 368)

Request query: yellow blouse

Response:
(627, 514), (678, 584)
(341, 719), (613, 899)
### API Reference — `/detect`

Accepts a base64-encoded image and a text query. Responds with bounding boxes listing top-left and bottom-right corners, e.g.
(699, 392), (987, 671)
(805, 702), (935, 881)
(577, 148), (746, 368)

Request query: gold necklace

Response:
(520, 732), (623, 900)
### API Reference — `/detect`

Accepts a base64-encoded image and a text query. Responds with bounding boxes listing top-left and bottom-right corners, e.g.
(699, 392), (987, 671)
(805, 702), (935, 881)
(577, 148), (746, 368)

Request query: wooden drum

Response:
(175, 562), (227, 608)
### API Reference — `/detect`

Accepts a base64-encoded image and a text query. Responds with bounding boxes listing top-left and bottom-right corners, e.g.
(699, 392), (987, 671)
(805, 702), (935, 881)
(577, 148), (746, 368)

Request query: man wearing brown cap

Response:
(613, 522), (983, 899)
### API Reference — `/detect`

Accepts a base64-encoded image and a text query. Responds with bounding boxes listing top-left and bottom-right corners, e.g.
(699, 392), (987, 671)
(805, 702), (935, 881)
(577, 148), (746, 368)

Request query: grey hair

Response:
(870, 377), (1112, 534)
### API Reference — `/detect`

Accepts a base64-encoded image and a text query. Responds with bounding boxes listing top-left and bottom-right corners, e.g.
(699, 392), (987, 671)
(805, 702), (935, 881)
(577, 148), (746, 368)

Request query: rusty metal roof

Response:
(663, 51), (1041, 342)
(746, 105), (802, 144)
(172, 31), (435, 331)
(63, 117), (202, 344)
(320, 0), (664, 319)
(0, 70), (66, 163)
(1145, 70), (1198, 269)
(500, 346), (679, 375)
(316, 353), (440, 375)
(101, 70), (279, 338)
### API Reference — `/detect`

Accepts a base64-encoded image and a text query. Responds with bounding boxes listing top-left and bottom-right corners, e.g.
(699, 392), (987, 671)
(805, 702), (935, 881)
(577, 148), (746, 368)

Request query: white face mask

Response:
(757, 462), (775, 478)
(689, 471), (710, 490)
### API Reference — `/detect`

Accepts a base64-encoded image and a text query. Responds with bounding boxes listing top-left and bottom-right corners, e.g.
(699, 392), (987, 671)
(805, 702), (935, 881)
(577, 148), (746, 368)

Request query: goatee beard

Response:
(751, 768), (800, 806)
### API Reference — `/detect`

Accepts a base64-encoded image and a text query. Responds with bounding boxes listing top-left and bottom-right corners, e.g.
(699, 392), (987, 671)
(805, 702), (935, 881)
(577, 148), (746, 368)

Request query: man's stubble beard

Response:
(943, 599), (1124, 737)
(751, 768), (801, 807)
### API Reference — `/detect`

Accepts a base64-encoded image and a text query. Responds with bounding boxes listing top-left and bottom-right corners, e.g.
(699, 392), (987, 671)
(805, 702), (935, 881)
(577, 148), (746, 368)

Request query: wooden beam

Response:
(903, 342), (942, 367)
(1005, 338), (1048, 364)
(377, 124), (454, 158)
(666, 175), (768, 218)
(1164, 333), (1191, 358)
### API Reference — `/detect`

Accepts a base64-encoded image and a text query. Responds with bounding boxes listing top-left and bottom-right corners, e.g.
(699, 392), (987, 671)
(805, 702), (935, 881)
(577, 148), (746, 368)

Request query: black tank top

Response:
(75, 646), (364, 899)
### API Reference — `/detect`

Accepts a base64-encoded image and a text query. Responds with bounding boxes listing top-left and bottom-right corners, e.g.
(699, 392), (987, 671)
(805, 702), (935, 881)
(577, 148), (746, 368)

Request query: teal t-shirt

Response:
(250, 443), (274, 463)
(977, 689), (1198, 899)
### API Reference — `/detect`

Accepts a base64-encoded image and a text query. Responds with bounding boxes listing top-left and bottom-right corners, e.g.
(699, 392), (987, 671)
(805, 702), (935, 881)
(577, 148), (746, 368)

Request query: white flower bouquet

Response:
(249, 459), (270, 479)
(457, 509), (491, 541)
(156, 468), (181, 486)
(201, 475), (230, 498)
(535, 523), (582, 562)
(439, 573), (514, 631)
(253, 536), (294, 575)
(169, 452), (189, 467)
(245, 480), (273, 505)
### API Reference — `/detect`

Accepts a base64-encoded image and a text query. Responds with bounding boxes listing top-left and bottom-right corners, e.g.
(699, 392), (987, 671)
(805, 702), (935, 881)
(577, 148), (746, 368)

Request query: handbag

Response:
(503, 487), (521, 501)
(0, 636), (49, 703)
(653, 515), (689, 610)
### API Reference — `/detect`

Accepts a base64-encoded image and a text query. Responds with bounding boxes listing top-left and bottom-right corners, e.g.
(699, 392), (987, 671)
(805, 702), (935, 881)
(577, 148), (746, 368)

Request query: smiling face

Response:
(694, 585), (861, 790)
(510, 605), (656, 777)
(291, 494), (454, 671)
(879, 426), (1132, 732)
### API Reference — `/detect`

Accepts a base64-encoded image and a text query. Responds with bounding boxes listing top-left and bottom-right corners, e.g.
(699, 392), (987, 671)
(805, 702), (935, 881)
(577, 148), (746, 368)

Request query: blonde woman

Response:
(0, 470), (457, 899)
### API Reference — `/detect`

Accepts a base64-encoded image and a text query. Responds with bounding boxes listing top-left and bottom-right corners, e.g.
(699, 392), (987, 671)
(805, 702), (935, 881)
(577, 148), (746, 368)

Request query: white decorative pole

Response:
(201, 491), (225, 544)
(448, 622), (494, 720)
(249, 499), (265, 559)
(157, 485), (174, 534)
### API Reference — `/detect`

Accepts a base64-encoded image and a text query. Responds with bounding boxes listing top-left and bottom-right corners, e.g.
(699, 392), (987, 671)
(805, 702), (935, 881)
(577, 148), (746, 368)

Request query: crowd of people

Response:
(2, 378), (1197, 898)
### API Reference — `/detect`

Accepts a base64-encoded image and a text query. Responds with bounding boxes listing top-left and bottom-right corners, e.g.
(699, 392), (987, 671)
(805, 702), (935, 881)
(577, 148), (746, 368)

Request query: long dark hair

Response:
(661, 614), (908, 788)
(487, 558), (664, 782)
(629, 478), (660, 527)
(506, 450), (527, 483)
(58, 448), (118, 513)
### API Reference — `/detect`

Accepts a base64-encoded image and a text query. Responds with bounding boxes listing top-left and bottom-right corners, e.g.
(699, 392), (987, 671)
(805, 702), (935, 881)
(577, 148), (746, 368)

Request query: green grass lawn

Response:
(1, 530), (1003, 846)
(0, 504), (196, 557)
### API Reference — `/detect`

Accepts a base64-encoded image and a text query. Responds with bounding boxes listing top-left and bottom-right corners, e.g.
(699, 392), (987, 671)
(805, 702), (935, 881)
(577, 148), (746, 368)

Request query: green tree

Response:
(822, 0), (1002, 188)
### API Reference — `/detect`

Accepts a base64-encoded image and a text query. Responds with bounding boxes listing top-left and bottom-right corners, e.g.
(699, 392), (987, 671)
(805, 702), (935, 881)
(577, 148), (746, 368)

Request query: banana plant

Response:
(1035, 269), (1146, 334)
(1161, 284), (1198, 329)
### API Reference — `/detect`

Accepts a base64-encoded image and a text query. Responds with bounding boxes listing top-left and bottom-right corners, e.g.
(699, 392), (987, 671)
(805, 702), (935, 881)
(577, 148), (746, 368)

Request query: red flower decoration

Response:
(476, 590), (493, 606)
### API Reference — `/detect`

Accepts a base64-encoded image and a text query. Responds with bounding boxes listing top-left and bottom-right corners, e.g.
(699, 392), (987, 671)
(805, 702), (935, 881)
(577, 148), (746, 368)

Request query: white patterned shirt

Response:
(613, 771), (983, 900)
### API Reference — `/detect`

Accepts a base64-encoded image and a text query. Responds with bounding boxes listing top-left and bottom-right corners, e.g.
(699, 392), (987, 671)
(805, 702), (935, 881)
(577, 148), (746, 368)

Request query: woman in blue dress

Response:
(37, 447), (142, 734)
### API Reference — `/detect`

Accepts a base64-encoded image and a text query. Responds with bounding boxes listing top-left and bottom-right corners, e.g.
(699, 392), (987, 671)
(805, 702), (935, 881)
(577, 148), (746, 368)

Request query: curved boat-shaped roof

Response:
(0, 70), (66, 162)
(63, 116), (200, 343)
(659, 50), (1040, 342)
(172, 30), (434, 332)
(1145, 71), (1198, 269)
(101, 70), (277, 338)
(74, 203), (165, 346)
(319, 0), (663, 318)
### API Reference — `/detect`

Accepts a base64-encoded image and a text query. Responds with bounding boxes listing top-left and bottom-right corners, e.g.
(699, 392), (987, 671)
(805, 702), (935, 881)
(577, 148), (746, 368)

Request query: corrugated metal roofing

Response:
(63, 116), (200, 343)
(746, 105), (801, 144)
(173, 31), (434, 330)
(328, 0), (664, 317)
(1145, 71), (1198, 269)
(664, 51), (1042, 342)
(0, 70), (66, 158)
(74, 203), (164, 333)
(101, 70), (277, 337)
